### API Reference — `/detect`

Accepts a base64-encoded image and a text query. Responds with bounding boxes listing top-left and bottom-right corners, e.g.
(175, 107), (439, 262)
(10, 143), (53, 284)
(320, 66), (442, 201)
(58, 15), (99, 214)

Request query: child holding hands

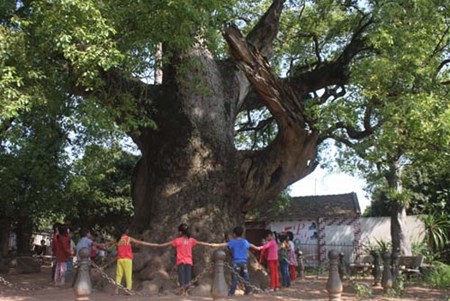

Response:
(146, 223), (214, 295)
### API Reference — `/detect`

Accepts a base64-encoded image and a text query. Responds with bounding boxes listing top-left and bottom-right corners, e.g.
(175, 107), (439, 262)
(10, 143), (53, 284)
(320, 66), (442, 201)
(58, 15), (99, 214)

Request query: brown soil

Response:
(1, 266), (449, 301)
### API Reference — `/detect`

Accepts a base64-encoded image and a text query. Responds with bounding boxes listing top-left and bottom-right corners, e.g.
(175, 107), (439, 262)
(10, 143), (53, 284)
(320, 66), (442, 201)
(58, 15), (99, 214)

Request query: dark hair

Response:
(178, 223), (191, 238)
(264, 229), (273, 239)
(80, 228), (90, 237)
(233, 226), (244, 237)
(59, 225), (68, 236)
(279, 232), (287, 242)
(53, 222), (62, 234)
(115, 224), (129, 241)
(286, 231), (294, 241)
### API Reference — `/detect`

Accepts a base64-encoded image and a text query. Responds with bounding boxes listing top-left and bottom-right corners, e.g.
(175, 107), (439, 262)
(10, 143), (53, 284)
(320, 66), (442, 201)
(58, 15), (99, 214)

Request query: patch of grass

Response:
(423, 261), (450, 289)
(353, 282), (373, 300)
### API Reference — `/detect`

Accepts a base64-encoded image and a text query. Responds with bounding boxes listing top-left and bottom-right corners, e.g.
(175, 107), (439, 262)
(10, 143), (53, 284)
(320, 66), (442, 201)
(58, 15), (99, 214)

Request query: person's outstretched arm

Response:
(139, 240), (172, 248)
(250, 244), (261, 251)
(195, 241), (226, 248)
(207, 242), (227, 248)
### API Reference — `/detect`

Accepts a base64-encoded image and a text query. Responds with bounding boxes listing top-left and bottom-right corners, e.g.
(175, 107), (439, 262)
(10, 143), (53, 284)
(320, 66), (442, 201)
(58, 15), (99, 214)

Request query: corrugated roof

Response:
(248, 192), (361, 221)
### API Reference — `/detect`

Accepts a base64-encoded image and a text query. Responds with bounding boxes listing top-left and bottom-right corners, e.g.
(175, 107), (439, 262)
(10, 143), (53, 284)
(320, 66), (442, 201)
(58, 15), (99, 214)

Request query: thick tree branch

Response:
(224, 24), (305, 127)
(246, 0), (285, 59)
(236, 117), (275, 133)
(224, 22), (320, 210)
(289, 17), (373, 93)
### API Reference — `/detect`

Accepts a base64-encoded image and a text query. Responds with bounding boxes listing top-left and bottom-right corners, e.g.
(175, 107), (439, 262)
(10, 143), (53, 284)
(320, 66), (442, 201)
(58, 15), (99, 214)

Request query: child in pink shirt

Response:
(259, 230), (280, 291)
(147, 223), (212, 295)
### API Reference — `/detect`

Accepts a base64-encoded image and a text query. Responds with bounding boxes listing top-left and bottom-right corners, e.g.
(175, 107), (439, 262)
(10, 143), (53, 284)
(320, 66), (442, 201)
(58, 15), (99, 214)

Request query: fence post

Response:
(297, 251), (305, 279)
(381, 251), (393, 292)
(326, 250), (342, 301)
(211, 250), (228, 301)
(73, 247), (91, 301)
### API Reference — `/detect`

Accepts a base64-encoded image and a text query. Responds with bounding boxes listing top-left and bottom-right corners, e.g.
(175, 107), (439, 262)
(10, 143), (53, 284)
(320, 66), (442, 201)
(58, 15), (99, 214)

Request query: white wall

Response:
(359, 215), (425, 247)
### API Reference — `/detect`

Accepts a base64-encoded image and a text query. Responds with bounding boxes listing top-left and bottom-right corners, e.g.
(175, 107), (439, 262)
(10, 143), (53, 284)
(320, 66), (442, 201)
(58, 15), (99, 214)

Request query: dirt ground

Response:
(1, 266), (449, 301)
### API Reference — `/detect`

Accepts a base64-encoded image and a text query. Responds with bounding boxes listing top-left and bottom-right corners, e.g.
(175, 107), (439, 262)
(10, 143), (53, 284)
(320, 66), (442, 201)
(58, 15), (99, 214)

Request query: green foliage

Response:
(64, 144), (138, 233)
(423, 261), (450, 289)
(363, 238), (391, 254)
(0, 100), (69, 249)
(421, 213), (450, 255)
(352, 282), (373, 300)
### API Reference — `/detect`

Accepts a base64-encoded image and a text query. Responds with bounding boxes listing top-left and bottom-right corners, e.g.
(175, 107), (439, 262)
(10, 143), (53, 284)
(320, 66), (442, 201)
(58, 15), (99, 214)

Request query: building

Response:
(246, 192), (362, 266)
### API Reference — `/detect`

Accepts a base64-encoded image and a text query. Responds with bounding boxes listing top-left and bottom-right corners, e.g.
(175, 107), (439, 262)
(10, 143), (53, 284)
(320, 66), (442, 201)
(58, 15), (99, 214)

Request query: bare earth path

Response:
(1, 266), (449, 301)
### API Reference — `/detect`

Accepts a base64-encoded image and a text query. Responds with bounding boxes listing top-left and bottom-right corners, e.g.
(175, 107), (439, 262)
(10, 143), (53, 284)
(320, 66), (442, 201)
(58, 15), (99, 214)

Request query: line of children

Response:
(73, 223), (298, 296)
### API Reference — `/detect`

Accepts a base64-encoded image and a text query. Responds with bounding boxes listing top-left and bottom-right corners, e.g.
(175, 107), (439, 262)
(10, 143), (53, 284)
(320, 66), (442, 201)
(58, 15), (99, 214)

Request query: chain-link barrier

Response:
(0, 274), (48, 293)
(91, 262), (142, 296)
(224, 262), (266, 294)
(91, 261), (214, 296)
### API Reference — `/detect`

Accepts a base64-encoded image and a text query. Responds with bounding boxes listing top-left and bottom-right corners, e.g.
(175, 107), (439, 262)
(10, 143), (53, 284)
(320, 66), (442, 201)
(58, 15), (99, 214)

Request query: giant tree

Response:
(1, 0), (449, 284)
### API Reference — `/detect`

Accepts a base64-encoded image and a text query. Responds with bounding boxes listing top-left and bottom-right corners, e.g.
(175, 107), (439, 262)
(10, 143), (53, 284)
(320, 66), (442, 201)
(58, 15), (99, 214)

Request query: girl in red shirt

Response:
(259, 230), (280, 291)
(54, 225), (71, 286)
(113, 227), (151, 295)
(147, 223), (213, 295)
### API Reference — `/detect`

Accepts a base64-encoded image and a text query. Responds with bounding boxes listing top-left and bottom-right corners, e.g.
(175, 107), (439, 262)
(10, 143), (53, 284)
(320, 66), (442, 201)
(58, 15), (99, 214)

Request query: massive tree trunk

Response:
(93, 0), (372, 290)
(128, 1), (321, 242)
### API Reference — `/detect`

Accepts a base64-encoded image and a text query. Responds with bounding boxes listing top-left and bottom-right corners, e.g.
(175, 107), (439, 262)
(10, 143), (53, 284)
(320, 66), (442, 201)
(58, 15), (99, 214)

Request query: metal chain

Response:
(91, 262), (145, 296)
(0, 274), (47, 293)
(92, 261), (214, 296)
(183, 262), (214, 294)
(224, 262), (266, 294)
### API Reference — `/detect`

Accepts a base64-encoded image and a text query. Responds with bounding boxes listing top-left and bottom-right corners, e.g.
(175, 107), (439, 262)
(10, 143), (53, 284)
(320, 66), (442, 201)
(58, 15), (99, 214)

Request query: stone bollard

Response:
(381, 251), (393, 292)
(211, 250), (228, 301)
(326, 250), (342, 301)
(297, 251), (305, 280)
(73, 247), (92, 301)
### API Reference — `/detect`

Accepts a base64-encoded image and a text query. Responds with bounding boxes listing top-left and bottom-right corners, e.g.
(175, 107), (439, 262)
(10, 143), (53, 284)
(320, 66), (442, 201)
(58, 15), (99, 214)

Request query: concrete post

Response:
(73, 247), (91, 301)
(297, 251), (305, 280)
(381, 251), (393, 292)
(326, 250), (342, 301)
(211, 250), (228, 301)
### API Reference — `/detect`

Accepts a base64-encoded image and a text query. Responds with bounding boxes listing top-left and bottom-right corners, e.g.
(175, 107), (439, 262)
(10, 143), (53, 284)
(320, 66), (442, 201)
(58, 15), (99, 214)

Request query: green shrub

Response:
(353, 282), (373, 300)
(423, 261), (450, 289)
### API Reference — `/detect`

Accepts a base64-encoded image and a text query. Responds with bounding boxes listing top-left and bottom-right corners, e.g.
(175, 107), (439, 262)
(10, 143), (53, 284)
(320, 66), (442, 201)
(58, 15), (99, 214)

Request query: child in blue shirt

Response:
(212, 226), (260, 296)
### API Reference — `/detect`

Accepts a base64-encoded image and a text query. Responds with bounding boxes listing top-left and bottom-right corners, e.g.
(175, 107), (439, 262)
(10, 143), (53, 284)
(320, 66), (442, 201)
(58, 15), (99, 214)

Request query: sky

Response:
(290, 166), (371, 213)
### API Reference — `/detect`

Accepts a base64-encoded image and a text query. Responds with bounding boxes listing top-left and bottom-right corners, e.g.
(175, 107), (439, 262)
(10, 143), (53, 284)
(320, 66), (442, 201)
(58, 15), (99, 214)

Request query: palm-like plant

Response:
(421, 213), (450, 255)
